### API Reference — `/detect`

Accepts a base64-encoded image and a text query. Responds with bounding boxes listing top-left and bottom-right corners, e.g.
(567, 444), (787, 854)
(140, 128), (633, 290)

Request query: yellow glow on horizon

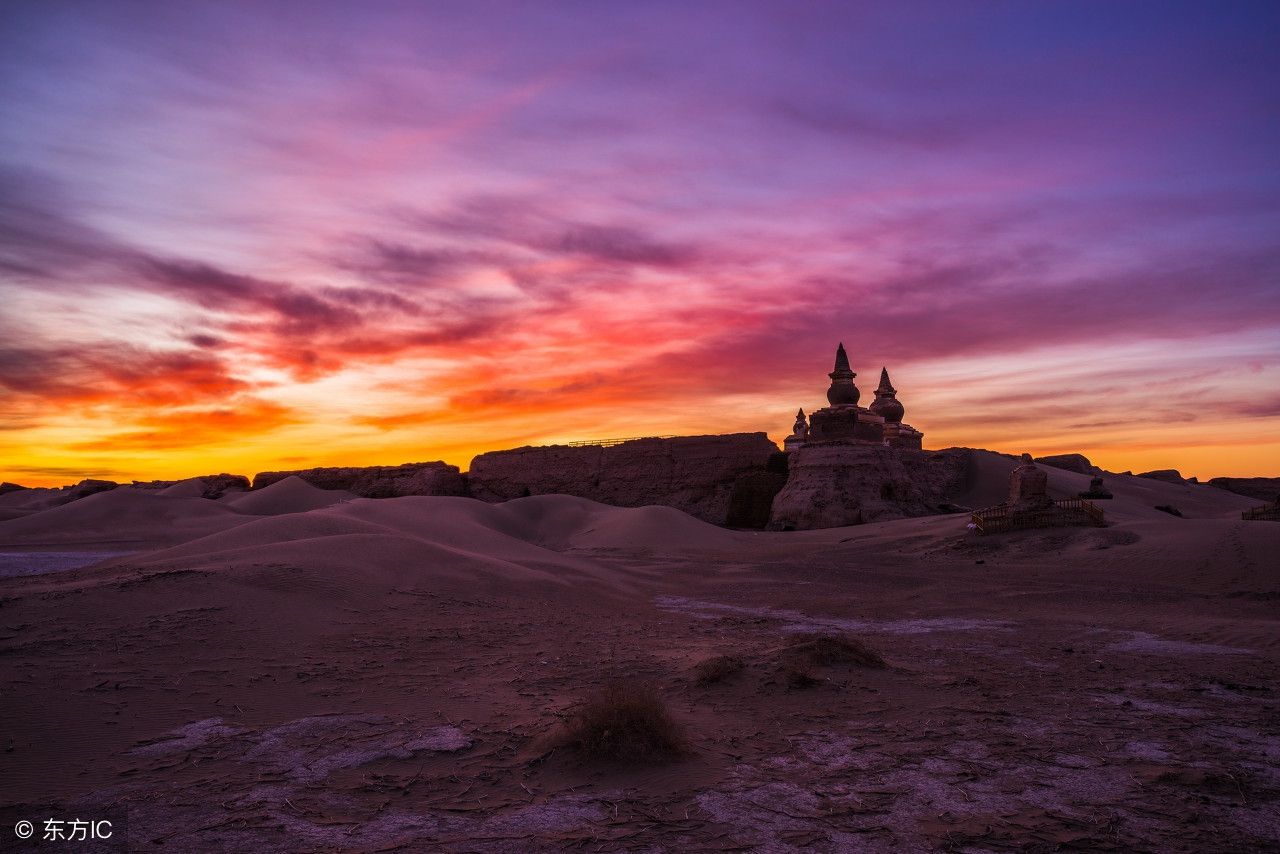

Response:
(5, 326), (1278, 488)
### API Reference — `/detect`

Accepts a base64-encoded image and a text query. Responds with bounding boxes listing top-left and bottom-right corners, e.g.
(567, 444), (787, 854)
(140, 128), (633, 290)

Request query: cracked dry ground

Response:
(2, 520), (1278, 852)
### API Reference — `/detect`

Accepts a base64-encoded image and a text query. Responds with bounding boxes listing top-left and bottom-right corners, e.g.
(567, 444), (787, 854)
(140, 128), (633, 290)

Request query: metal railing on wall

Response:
(562, 435), (679, 448)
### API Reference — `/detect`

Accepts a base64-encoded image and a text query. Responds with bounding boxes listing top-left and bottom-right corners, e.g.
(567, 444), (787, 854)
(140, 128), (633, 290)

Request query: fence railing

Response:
(971, 498), (1104, 535)
(1055, 497), (1106, 524)
(1242, 504), (1280, 521)
(563, 435), (679, 448)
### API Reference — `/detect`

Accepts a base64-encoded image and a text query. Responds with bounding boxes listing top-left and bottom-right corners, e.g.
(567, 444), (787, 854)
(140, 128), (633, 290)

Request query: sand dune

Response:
(0, 487), (249, 548)
(220, 475), (355, 515)
(110, 494), (752, 596)
(0, 487), (65, 521)
(1, 452), (1259, 565)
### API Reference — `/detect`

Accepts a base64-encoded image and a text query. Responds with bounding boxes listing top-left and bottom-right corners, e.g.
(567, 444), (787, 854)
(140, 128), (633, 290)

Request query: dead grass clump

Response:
(556, 681), (684, 762)
(694, 654), (745, 685)
(782, 633), (886, 669)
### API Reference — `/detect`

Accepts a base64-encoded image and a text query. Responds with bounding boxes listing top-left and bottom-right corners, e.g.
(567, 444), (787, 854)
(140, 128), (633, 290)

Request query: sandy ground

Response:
(1, 464), (1278, 852)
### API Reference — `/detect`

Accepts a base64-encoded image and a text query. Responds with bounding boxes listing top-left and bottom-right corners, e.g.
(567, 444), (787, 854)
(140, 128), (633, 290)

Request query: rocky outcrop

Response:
(131, 473), (251, 499)
(251, 462), (466, 498)
(1208, 477), (1280, 503)
(0, 482), (27, 495)
(467, 433), (778, 524)
(1137, 469), (1186, 484)
(1035, 453), (1096, 474)
(55, 479), (119, 505)
(767, 444), (972, 530)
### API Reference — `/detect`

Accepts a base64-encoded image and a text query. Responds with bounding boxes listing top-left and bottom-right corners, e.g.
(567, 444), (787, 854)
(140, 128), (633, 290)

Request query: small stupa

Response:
(1079, 475), (1113, 500)
(868, 367), (922, 449)
(784, 408), (809, 452)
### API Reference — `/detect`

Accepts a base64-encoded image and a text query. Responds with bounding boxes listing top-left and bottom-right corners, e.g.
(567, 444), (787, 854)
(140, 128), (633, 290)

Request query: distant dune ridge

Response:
(0, 442), (1260, 557)
(1, 436), (1270, 533)
(0, 457), (1257, 600)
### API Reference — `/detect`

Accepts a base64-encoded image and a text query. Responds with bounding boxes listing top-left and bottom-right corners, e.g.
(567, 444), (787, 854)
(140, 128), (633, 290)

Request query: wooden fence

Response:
(1242, 504), (1280, 521)
(971, 498), (1105, 535)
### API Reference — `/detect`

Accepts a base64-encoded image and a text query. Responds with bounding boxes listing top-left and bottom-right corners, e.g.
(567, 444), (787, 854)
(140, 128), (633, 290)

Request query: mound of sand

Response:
(0, 487), (249, 548)
(222, 476), (355, 516)
(553, 502), (755, 552)
(304, 494), (749, 558)
(103, 494), (756, 597)
(0, 487), (67, 522)
(156, 479), (213, 499)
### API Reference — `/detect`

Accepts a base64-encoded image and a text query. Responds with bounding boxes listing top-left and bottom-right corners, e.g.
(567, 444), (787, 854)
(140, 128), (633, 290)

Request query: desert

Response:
(4, 2), (1280, 851)
(2, 447), (1278, 851)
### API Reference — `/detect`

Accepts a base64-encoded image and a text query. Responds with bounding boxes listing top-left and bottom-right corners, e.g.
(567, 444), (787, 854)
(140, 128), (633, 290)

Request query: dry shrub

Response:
(694, 654), (745, 685)
(556, 681), (684, 762)
(782, 633), (886, 669)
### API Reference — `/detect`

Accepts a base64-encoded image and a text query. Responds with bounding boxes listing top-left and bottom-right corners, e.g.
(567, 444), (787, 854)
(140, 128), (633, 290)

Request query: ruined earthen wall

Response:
(467, 433), (779, 524)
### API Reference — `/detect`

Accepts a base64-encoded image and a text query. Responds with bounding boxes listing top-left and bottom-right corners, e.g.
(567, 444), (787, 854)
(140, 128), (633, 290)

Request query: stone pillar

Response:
(1007, 453), (1052, 511)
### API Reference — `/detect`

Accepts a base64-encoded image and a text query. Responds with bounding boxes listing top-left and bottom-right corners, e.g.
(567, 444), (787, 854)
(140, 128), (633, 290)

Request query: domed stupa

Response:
(868, 367), (904, 423)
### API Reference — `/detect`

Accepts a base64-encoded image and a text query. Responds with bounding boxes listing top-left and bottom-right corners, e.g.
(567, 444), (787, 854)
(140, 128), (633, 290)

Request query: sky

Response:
(2, 0), (1278, 487)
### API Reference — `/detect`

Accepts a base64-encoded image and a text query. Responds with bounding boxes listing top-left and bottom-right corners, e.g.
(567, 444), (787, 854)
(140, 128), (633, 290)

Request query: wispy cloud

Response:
(0, 1), (1277, 483)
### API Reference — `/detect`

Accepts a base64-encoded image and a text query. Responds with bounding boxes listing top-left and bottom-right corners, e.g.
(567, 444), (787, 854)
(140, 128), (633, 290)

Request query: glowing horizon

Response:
(3, 1), (1279, 488)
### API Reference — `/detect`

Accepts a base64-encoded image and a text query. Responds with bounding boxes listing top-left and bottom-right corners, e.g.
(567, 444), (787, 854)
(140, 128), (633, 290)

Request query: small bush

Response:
(694, 655), (745, 685)
(556, 681), (684, 762)
(781, 633), (886, 669)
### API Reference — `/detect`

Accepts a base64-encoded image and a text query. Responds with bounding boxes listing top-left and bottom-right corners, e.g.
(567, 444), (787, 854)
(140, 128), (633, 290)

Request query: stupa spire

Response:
(833, 342), (851, 373)
(826, 342), (860, 406)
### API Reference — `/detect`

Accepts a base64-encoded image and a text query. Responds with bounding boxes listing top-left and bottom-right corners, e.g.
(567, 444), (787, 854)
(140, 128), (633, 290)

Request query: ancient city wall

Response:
(467, 433), (779, 524)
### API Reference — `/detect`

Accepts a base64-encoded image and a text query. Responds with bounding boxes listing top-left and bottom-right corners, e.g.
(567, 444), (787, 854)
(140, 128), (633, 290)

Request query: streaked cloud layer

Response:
(2, 0), (1278, 485)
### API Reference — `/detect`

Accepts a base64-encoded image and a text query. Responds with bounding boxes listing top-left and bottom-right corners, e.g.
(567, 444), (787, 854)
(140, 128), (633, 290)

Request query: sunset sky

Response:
(2, 1), (1278, 487)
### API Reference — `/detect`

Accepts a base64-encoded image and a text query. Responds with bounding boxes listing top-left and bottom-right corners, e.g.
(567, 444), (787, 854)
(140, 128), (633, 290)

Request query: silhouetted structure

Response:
(1079, 476), (1113, 500)
(786, 345), (923, 450)
(784, 409), (808, 452)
